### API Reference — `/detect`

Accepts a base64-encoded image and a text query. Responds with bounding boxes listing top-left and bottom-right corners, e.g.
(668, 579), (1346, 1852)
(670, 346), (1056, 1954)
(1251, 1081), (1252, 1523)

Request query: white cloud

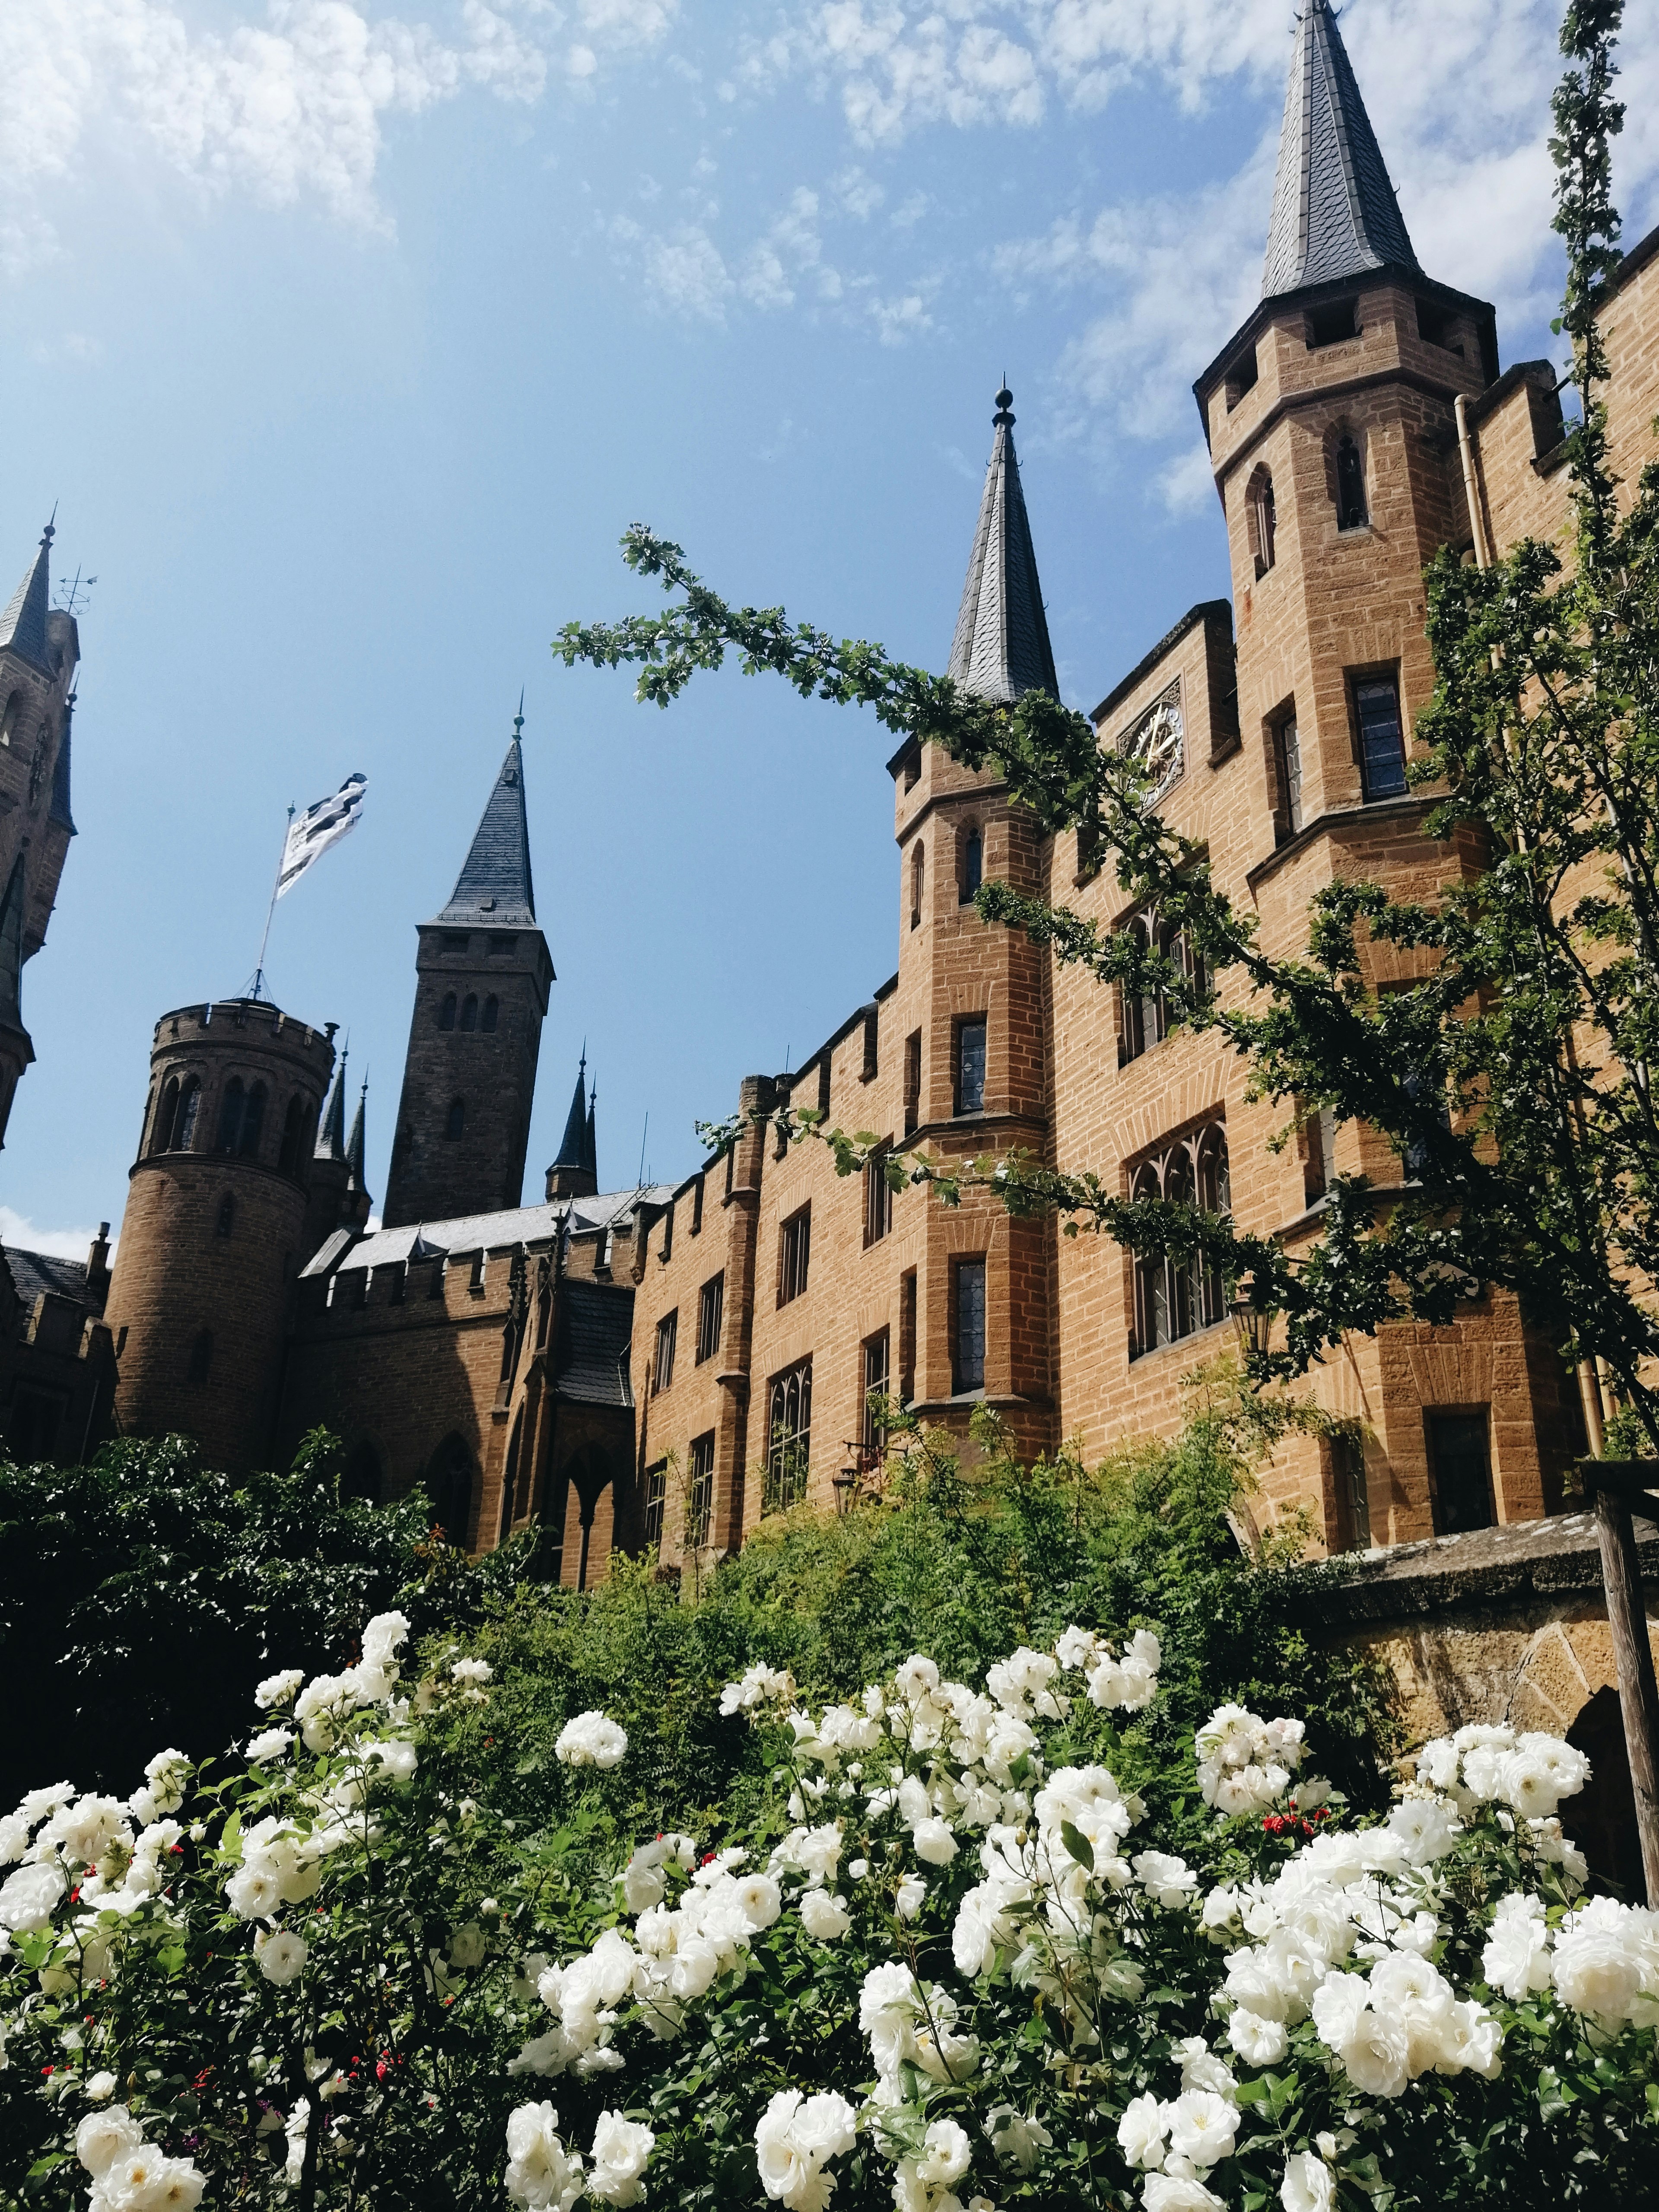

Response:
(0, 1208), (110, 1263)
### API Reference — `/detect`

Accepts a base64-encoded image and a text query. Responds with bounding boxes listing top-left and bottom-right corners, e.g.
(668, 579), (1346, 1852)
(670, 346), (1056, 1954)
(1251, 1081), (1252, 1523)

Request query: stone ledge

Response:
(1309, 1511), (1659, 1628)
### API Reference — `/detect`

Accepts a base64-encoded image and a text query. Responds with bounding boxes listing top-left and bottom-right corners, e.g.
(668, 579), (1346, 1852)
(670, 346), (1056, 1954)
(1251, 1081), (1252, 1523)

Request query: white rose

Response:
(1143, 2177), (1227, 2212)
(1552, 1905), (1644, 2023)
(1166, 2089), (1237, 2171)
(255, 1669), (304, 1710)
(0, 1859), (65, 1933)
(75, 2105), (144, 2177)
(985, 2104), (1053, 2173)
(736, 1874), (782, 1929)
(1116, 2091), (1169, 2171)
(505, 2100), (584, 2210)
(84, 2072), (118, 2102)
(258, 1930), (309, 1985)
(912, 1818), (959, 1866)
(1281, 2150), (1335, 2212)
(798, 1889), (852, 1941)
(588, 2111), (655, 2207)
(894, 1872), (928, 1921)
(1134, 1852), (1198, 1910)
(1228, 2009), (1289, 2067)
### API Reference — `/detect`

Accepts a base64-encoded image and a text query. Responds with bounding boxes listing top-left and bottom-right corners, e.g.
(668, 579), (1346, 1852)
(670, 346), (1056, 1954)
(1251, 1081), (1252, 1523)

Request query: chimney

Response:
(86, 1221), (111, 1310)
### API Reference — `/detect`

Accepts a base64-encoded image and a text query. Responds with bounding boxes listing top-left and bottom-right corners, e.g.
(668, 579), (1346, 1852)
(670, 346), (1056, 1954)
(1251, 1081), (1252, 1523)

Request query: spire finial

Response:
(993, 383), (1014, 426)
(42, 508), (56, 550)
(513, 689), (525, 740)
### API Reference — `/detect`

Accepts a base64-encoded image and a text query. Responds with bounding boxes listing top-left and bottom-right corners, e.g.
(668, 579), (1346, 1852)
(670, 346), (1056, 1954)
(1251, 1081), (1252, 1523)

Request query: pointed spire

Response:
(434, 721), (535, 926)
(552, 1053), (588, 1173)
(346, 1077), (368, 1185)
(0, 852), (25, 1030)
(947, 388), (1058, 704)
(583, 1078), (597, 1182)
(316, 1048), (349, 1161)
(0, 522), (54, 674)
(1261, 0), (1419, 301)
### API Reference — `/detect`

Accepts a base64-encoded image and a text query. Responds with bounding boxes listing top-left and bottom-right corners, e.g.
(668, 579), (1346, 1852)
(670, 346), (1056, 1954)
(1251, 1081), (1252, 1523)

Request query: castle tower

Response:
(382, 721), (554, 1229)
(545, 1053), (597, 1200)
(1195, 0), (1497, 842)
(102, 998), (338, 1471)
(887, 387), (1055, 1448)
(0, 522), (81, 1147)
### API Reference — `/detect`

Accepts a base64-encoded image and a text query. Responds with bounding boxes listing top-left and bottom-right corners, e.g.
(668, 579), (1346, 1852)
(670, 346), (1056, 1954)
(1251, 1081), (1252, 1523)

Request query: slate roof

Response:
(947, 388), (1058, 704)
(1260, 0), (1419, 301)
(3, 1245), (89, 1308)
(433, 735), (536, 927)
(0, 852), (25, 1030)
(315, 1052), (349, 1161)
(0, 528), (53, 675)
(306, 1185), (676, 1277)
(553, 1277), (636, 1408)
(346, 1082), (368, 1185)
(551, 1059), (589, 1171)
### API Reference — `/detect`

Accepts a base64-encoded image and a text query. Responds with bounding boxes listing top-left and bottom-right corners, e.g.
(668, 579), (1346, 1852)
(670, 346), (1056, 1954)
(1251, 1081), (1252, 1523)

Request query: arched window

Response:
(910, 840), (925, 931)
(960, 827), (983, 903)
(152, 1077), (180, 1156)
(481, 996), (499, 1033)
(439, 992), (458, 1032)
(186, 1328), (213, 1385)
(460, 994), (478, 1032)
(239, 1083), (266, 1158)
(343, 1441), (381, 1505)
(499, 1408), (524, 1542)
(1247, 467), (1276, 576)
(216, 1078), (245, 1154)
(277, 1094), (306, 1175)
(216, 1192), (236, 1239)
(0, 691), (20, 747)
(1130, 1124), (1231, 1357)
(445, 1098), (465, 1142)
(428, 1436), (475, 1549)
(174, 1078), (202, 1152)
(1335, 435), (1367, 530)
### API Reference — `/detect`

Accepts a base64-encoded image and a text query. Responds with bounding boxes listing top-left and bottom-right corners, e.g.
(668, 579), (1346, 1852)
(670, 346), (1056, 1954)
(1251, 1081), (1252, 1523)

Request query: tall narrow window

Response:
(1303, 1101), (1338, 1205)
(152, 1077), (180, 1156)
(215, 1192), (236, 1239)
(661, 1202), (674, 1263)
(691, 1175), (705, 1233)
(910, 840), (925, 930)
(277, 1093), (305, 1174)
(1329, 1433), (1372, 1551)
(239, 1083), (266, 1158)
(460, 994), (479, 1032)
(186, 1328), (213, 1386)
(481, 996), (499, 1033)
(1250, 472), (1276, 577)
(1335, 435), (1368, 529)
(1427, 1411), (1494, 1535)
(643, 1461), (668, 1550)
(1274, 714), (1303, 836)
(686, 1433), (716, 1545)
(960, 828), (982, 902)
(499, 1411), (524, 1542)
(174, 1078), (201, 1152)
(778, 1204), (811, 1306)
(445, 1097), (466, 1141)
(653, 1310), (678, 1395)
(956, 1016), (986, 1115)
(863, 1330), (890, 1452)
(1355, 677), (1408, 801)
(952, 1258), (986, 1395)
(696, 1273), (724, 1365)
(439, 993), (458, 1031)
(1130, 1125), (1231, 1357)
(865, 1141), (893, 1246)
(216, 1078), (246, 1154)
(904, 1031), (922, 1137)
(899, 1270), (917, 1405)
(764, 1360), (812, 1514)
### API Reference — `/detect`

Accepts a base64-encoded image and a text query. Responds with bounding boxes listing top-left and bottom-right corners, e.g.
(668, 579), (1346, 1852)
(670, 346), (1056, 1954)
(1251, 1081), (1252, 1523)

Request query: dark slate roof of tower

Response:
(316, 1052), (349, 1161)
(552, 1058), (588, 1171)
(49, 706), (74, 833)
(1261, 0), (1419, 299)
(0, 526), (53, 675)
(0, 853), (24, 1029)
(434, 734), (536, 927)
(346, 1081), (368, 1186)
(947, 388), (1058, 704)
(583, 1082), (597, 1181)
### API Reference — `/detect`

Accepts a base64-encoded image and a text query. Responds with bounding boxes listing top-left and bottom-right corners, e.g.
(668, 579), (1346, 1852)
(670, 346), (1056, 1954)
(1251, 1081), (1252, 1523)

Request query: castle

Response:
(5, 3), (1659, 1615)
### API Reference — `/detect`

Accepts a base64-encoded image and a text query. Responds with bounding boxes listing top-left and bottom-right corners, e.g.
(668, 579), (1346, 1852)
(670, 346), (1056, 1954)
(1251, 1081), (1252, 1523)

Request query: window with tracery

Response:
(1119, 912), (1206, 1063)
(763, 1359), (812, 1515)
(1129, 1123), (1230, 1357)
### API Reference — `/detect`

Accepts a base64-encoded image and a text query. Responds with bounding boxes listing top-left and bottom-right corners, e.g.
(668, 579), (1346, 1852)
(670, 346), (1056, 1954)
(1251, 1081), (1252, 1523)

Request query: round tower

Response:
(104, 997), (338, 1472)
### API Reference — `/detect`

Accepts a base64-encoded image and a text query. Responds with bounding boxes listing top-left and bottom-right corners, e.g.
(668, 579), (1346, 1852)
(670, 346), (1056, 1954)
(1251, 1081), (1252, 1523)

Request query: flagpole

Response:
(248, 806), (295, 1003)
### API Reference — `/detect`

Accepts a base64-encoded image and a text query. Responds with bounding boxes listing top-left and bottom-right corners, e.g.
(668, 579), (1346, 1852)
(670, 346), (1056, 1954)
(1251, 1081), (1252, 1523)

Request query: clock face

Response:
(1126, 691), (1185, 804)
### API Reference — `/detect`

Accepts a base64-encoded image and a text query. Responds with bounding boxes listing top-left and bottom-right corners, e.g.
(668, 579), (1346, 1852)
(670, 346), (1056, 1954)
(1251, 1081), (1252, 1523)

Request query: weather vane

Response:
(54, 566), (97, 619)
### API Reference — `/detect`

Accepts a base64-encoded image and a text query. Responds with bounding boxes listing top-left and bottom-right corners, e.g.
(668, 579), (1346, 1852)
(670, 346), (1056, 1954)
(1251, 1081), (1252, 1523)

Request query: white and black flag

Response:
(276, 773), (367, 899)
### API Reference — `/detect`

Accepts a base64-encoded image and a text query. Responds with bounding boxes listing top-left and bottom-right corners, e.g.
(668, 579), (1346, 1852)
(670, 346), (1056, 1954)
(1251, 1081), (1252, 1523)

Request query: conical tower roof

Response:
(434, 725), (535, 927)
(0, 524), (54, 675)
(316, 1049), (349, 1161)
(1261, 0), (1418, 300)
(947, 388), (1058, 704)
(552, 1056), (588, 1174)
(346, 1078), (368, 1185)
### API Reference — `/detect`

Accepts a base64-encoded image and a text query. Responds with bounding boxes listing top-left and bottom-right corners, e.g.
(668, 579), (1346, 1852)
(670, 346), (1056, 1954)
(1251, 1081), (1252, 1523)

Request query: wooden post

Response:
(1579, 1460), (1659, 1904)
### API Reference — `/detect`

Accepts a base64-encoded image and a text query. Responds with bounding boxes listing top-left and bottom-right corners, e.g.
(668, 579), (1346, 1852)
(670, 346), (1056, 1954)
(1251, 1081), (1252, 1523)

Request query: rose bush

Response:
(0, 1598), (1653, 2211)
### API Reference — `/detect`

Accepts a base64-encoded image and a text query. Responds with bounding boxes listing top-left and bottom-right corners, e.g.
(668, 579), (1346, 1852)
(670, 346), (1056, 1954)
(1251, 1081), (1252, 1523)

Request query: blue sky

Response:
(4, 0), (1657, 1252)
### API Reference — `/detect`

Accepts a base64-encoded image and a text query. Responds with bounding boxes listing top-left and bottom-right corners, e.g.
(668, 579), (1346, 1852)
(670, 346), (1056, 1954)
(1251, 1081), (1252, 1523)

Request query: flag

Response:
(276, 773), (367, 899)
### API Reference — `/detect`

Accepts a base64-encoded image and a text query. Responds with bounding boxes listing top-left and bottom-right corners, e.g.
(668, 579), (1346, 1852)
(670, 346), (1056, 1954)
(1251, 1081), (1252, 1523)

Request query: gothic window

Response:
(863, 1330), (890, 1452)
(952, 1257), (987, 1394)
(696, 1273), (724, 1364)
(458, 994), (477, 1032)
(956, 1016), (987, 1114)
(763, 1360), (811, 1515)
(215, 1078), (246, 1154)
(1355, 676), (1408, 800)
(239, 1083), (266, 1158)
(960, 827), (983, 902)
(186, 1328), (213, 1386)
(910, 840), (925, 930)
(864, 1141), (893, 1246)
(439, 993), (458, 1031)
(445, 1098), (465, 1142)
(1129, 1123), (1231, 1358)
(904, 1030), (922, 1137)
(215, 1192), (235, 1239)
(174, 1078), (202, 1152)
(277, 1094), (306, 1175)
(778, 1205), (811, 1306)
(152, 1077), (180, 1156)
(1119, 913), (1205, 1063)
(642, 1460), (667, 1551)
(1335, 435), (1368, 530)
(1273, 712), (1304, 838)
(0, 691), (19, 747)
(428, 1436), (475, 1549)
(499, 1411), (524, 1542)
(653, 1309), (678, 1395)
(686, 1431), (716, 1545)
(481, 996), (499, 1033)
(1247, 468), (1277, 577)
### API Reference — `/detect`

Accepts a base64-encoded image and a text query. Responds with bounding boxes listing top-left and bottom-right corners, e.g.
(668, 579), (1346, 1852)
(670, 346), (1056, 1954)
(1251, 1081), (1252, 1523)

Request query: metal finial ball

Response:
(993, 386), (1015, 424)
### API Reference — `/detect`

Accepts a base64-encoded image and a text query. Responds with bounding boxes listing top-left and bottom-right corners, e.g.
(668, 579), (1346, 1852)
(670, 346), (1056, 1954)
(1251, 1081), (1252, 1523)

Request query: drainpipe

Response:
(1454, 393), (1492, 568)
